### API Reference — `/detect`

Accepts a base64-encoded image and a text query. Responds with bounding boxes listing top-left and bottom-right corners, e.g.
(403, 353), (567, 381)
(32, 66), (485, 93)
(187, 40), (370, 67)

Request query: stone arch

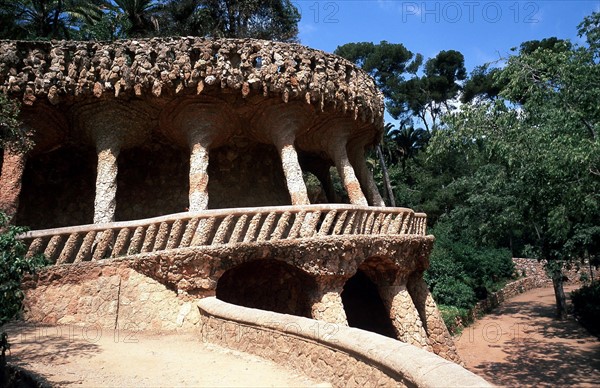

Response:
(216, 259), (316, 318)
(115, 141), (189, 221)
(341, 266), (397, 338)
(16, 145), (96, 228)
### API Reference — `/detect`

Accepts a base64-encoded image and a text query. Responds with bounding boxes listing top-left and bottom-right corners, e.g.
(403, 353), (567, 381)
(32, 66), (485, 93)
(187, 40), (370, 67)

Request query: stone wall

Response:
(470, 258), (600, 318)
(22, 260), (202, 331)
(19, 231), (463, 363)
(513, 258), (600, 286)
(198, 297), (491, 388)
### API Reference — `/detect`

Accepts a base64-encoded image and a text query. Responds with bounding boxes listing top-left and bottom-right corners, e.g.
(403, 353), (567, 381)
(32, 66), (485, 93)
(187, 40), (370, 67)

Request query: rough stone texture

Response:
(348, 142), (385, 207)
(379, 283), (431, 349)
(407, 275), (463, 364)
(254, 103), (312, 206)
(467, 258), (600, 320)
(22, 261), (202, 331)
(19, 232), (462, 362)
(0, 38), (383, 123)
(201, 309), (403, 387)
(198, 297), (493, 388)
(309, 276), (349, 325)
(328, 133), (368, 206)
(94, 145), (119, 223)
(189, 140), (210, 211)
(0, 147), (26, 219)
(513, 257), (600, 286)
(1, 38), (386, 225)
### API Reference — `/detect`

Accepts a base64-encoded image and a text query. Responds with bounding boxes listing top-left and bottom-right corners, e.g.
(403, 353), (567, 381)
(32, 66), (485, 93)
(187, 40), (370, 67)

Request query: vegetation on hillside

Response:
(338, 12), (600, 322)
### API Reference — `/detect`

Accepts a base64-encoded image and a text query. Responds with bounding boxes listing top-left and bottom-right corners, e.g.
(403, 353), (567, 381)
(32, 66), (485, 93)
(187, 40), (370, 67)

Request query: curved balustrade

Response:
(18, 205), (427, 265)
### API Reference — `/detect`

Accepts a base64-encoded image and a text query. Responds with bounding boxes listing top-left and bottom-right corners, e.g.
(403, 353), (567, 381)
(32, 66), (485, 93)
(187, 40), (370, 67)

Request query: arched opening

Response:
(341, 270), (396, 338)
(116, 142), (189, 221)
(207, 142), (290, 208)
(303, 171), (328, 204)
(16, 145), (95, 229)
(216, 259), (315, 317)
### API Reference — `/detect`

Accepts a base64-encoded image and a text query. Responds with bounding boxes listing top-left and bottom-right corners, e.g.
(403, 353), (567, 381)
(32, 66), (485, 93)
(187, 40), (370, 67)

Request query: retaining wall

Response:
(197, 297), (491, 388)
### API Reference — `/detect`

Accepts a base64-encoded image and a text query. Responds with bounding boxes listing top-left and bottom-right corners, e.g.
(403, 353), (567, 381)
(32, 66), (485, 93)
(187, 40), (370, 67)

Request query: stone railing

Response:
(0, 37), (383, 123)
(198, 297), (491, 387)
(18, 205), (427, 265)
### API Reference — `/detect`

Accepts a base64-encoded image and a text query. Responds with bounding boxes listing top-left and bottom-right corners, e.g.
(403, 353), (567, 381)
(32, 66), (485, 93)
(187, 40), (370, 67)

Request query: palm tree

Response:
(112, 0), (160, 37)
(388, 125), (431, 170)
(0, 0), (105, 40)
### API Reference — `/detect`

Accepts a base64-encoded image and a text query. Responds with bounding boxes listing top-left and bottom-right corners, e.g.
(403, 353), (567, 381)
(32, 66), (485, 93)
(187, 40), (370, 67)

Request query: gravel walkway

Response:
(455, 285), (600, 387)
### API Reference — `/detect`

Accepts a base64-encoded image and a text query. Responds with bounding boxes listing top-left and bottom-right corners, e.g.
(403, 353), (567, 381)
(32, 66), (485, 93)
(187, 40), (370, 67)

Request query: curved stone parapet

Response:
(0, 38), (383, 123)
(19, 204), (426, 264)
(197, 297), (491, 387)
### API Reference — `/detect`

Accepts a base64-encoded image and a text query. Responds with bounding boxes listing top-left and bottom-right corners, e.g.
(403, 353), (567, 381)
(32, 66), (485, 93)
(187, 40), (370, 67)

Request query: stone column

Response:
(348, 143), (385, 207)
(309, 276), (349, 326)
(378, 275), (431, 349)
(272, 131), (310, 205)
(407, 273), (463, 364)
(93, 135), (120, 224)
(0, 147), (26, 221)
(328, 140), (368, 206)
(188, 132), (211, 212)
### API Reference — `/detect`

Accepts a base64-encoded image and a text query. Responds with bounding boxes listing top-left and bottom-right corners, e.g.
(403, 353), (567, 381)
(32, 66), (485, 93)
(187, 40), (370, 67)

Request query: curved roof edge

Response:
(0, 37), (384, 127)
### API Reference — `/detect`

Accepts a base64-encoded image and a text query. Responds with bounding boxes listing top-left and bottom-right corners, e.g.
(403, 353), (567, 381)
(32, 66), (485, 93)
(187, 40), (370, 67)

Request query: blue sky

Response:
(296, 0), (600, 72)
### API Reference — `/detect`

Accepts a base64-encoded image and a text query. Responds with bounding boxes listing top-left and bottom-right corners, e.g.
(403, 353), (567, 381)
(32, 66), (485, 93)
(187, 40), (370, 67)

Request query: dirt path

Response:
(3, 323), (325, 387)
(455, 285), (600, 387)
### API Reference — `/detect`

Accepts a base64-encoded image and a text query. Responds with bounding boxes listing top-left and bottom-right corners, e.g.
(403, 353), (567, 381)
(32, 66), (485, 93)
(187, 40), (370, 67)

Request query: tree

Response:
(431, 20), (600, 318)
(158, 0), (300, 41)
(390, 50), (466, 131)
(110, 0), (161, 38)
(0, 0), (301, 41)
(461, 65), (504, 103)
(0, 0), (104, 40)
(334, 41), (421, 98)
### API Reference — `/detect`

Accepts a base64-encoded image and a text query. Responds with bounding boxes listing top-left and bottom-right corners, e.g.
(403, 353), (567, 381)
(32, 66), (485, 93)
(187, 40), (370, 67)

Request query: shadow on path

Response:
(2, 322), (102, 385)
(456, 286), (600, 387)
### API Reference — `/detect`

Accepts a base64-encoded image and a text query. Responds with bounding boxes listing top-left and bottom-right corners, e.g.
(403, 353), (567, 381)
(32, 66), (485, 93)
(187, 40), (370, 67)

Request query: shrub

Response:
(0, 212), (46, 372)
(426, 217), (515, 311)
(439, 304), (472, 335)
(571, 281), (600, 338)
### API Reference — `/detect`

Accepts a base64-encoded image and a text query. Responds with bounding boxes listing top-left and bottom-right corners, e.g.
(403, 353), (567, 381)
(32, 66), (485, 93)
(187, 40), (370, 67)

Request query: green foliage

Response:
(0, 0), (105, 40)
(334, 41), (420, 96)
(571, 281), (600, 337)
(0, 0), (301, 41)
(438, 305), (472, 335)
(0, 212), (46, 368)
(190, 0), (300, 41)
(461, 65), (504, 103)
(425, 219), (514, 310)
(427, 12), (600, 318)
(388, 50), (466, 130)
(0, 94), (32, 152)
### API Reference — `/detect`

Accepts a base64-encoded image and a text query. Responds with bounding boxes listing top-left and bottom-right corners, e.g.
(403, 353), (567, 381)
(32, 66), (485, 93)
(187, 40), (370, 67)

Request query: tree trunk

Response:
(550, 266), (568, 320)
(376, 145), (396, 207)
